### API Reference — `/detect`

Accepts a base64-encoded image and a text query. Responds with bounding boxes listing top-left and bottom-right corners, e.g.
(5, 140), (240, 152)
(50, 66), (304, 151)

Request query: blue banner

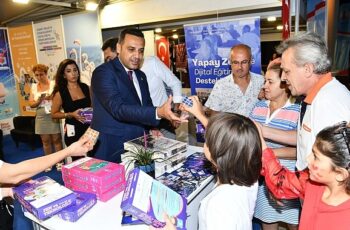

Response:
(0, 28), (20, 134)
(184, 17), (261, 95)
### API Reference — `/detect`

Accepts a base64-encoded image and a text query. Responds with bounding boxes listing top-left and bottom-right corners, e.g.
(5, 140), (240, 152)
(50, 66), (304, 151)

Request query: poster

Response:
(8, 24), (38, 116)
(184, 17), (261, 95)
(0, 28), (19, 134)
(34, 18), (66, 81)
(62, 12), (103, 86)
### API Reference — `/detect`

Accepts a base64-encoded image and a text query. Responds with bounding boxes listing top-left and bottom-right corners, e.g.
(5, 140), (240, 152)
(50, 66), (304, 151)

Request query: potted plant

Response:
(123, 139), (165, 178)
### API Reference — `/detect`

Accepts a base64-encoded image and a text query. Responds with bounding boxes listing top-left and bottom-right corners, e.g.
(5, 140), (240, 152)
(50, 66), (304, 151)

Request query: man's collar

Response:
(304, 72), (332, 104)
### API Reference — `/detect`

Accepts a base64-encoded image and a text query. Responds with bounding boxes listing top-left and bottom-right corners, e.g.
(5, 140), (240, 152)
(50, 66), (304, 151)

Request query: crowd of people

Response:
(1, 28), (350, 230)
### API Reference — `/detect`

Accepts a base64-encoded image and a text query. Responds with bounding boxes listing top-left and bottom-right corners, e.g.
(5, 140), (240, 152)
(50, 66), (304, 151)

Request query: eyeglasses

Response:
(230, 59), (250, 66)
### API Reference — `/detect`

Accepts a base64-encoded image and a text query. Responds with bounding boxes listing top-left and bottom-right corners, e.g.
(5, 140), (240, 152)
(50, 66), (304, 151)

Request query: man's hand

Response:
(157, 96), (181, 123)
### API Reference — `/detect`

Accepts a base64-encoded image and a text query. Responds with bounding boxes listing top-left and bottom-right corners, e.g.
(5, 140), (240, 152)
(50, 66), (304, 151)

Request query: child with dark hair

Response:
(259, 121), (350, 230)
(159, 97), (262, 229)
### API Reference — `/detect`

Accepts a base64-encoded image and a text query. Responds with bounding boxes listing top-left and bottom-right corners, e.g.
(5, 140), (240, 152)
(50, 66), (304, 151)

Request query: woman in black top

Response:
(51, 59), (91, 147)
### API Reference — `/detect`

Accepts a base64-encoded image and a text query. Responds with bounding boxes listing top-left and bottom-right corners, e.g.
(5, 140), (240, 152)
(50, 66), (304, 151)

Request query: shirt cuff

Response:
(155, 109), (161, 120)
(172, 95), (183, 104)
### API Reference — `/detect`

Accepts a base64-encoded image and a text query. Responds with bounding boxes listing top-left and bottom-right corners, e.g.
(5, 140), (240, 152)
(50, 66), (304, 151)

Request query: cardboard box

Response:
(78, 107), (93, 124)
(65, 180), (126, 202)
(124, 135), (187, 159)
(13, 176), (76, 220)
(121, 168), (187, 229)
(57, 191), (96, 222)
(62, 157), (125, 186)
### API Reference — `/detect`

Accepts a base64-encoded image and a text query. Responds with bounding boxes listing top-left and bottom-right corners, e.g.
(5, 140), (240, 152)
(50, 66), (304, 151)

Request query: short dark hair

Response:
(315, 121), (350, 194)
(118, 28), (144, 44)
(102, 37), (118, 51)
(205, 113), (262, 186)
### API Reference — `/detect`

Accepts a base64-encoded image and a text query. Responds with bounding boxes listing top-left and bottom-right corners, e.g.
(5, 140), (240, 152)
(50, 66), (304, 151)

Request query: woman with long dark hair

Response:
(51, 59), (91, 150)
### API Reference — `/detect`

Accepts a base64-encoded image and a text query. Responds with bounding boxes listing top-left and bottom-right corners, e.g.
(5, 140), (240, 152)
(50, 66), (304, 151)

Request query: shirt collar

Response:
(304, 72), (332, 104)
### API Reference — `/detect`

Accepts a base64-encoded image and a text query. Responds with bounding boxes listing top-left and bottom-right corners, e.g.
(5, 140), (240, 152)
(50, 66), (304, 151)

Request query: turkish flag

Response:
(155, 37), (170, 67)
(282, 0), (290, 40)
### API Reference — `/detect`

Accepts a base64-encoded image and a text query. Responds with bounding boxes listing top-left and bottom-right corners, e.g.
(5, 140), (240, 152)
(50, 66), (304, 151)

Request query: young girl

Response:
(260, 121), (350, 230)
(160, 98), (262, 229)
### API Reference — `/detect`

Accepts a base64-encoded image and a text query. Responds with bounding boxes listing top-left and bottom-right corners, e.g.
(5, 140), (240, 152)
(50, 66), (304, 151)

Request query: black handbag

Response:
(0, 199), (13, 230)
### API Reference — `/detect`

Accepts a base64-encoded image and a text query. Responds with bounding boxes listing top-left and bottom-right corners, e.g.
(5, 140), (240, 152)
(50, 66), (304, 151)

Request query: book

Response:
(124, 135), (187, 159)
(57, 191), (96, 222)
(13, 176), (76, 220)
(121, 168), (187, 229)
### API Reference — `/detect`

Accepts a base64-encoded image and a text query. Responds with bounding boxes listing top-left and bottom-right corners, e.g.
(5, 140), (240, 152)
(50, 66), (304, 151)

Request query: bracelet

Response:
(64, 113), (67, 119)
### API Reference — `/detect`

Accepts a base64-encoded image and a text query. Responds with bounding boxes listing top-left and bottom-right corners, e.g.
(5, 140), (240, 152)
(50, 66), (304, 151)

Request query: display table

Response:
(24, 145), (215, 230)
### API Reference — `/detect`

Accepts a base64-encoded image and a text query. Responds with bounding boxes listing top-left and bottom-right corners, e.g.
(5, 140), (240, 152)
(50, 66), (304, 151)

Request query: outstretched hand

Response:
(180, 96), (204, 118)
(157, 96), (181, 123)
(66, 136), (92, 157)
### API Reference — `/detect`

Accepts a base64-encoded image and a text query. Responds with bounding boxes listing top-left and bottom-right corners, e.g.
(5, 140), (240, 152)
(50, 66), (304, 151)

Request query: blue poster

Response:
(63, 12), (103, 86)
(184, 17), (261, 95)
(0, 28), (20, 133)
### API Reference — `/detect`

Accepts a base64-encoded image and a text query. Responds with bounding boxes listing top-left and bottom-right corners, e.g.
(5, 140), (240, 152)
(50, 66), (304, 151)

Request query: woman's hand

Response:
(66, 136), (92, 157)
(180, 96), (204, 118)
(71, 109), (85, 123)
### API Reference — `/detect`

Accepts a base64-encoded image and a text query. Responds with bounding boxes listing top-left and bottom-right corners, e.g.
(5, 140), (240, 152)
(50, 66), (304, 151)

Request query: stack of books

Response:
(62, 157), (126, 202)
(121, 168), (187, 229)
(123, 135), (187, 177)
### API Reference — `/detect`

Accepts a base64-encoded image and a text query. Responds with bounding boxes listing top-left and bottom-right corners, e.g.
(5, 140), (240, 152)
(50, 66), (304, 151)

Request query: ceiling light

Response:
(267, 16), (276, 22)
(276, 25), (283, 30)
(172, 29), (177, 32)
(155, 28), (162, 33)
(172, 34), (178, 39)
(86, 1), (98, 11)
(13, 0), (29, 3)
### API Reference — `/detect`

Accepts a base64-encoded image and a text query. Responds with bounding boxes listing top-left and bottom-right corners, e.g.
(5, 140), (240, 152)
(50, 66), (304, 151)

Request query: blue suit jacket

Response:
(91, 58), (160, 161)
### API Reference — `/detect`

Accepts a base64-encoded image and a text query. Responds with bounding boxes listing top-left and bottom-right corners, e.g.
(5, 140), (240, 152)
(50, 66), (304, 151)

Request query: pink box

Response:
(65, 181), (126, 202)
(62, 157), (125, 186)
(62, 174), (125, 195)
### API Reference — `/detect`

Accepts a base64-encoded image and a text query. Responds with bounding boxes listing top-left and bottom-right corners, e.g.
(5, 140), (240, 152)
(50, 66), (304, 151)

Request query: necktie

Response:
(127, 70), (133, 81)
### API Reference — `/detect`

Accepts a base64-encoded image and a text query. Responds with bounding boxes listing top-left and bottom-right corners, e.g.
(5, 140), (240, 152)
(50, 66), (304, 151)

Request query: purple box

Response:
(121, 169), (187, 229)
(57, 191), (97, 222)
(13, 176), (76, 220)
(78, 107), (93, 124)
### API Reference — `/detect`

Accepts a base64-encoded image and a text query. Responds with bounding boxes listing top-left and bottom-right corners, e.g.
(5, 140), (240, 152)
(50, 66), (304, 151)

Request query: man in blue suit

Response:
(91, 28), (180, 162)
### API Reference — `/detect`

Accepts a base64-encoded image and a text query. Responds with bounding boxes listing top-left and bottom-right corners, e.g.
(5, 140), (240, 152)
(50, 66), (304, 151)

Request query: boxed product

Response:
(57, 191), (97, 222)
(154, 150), (187, 177)
(62, 157), (125, 186)
(62, 174), (124, 195)
(13, 176), (76, 220)
(121, 168), (187, 229)
(65, 180), (126, 202)
(124, 135), (187, 159)
(78, 107), (93, 124)
(157, 152), (213, 198)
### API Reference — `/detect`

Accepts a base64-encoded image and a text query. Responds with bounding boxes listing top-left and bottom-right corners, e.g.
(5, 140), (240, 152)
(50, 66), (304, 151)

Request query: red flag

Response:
(282, 0), (290, 40)
(155, 37), (170, 68)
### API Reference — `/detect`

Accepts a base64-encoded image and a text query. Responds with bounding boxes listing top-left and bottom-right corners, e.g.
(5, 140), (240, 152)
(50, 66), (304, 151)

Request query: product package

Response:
(57, 191), (97, 222)
(13, 176), (76, 220)
(78, 107), (93, 124)
(121, 168), (187, 229)
(62, 157), (126, 202)
(124, 135), (187, 159)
